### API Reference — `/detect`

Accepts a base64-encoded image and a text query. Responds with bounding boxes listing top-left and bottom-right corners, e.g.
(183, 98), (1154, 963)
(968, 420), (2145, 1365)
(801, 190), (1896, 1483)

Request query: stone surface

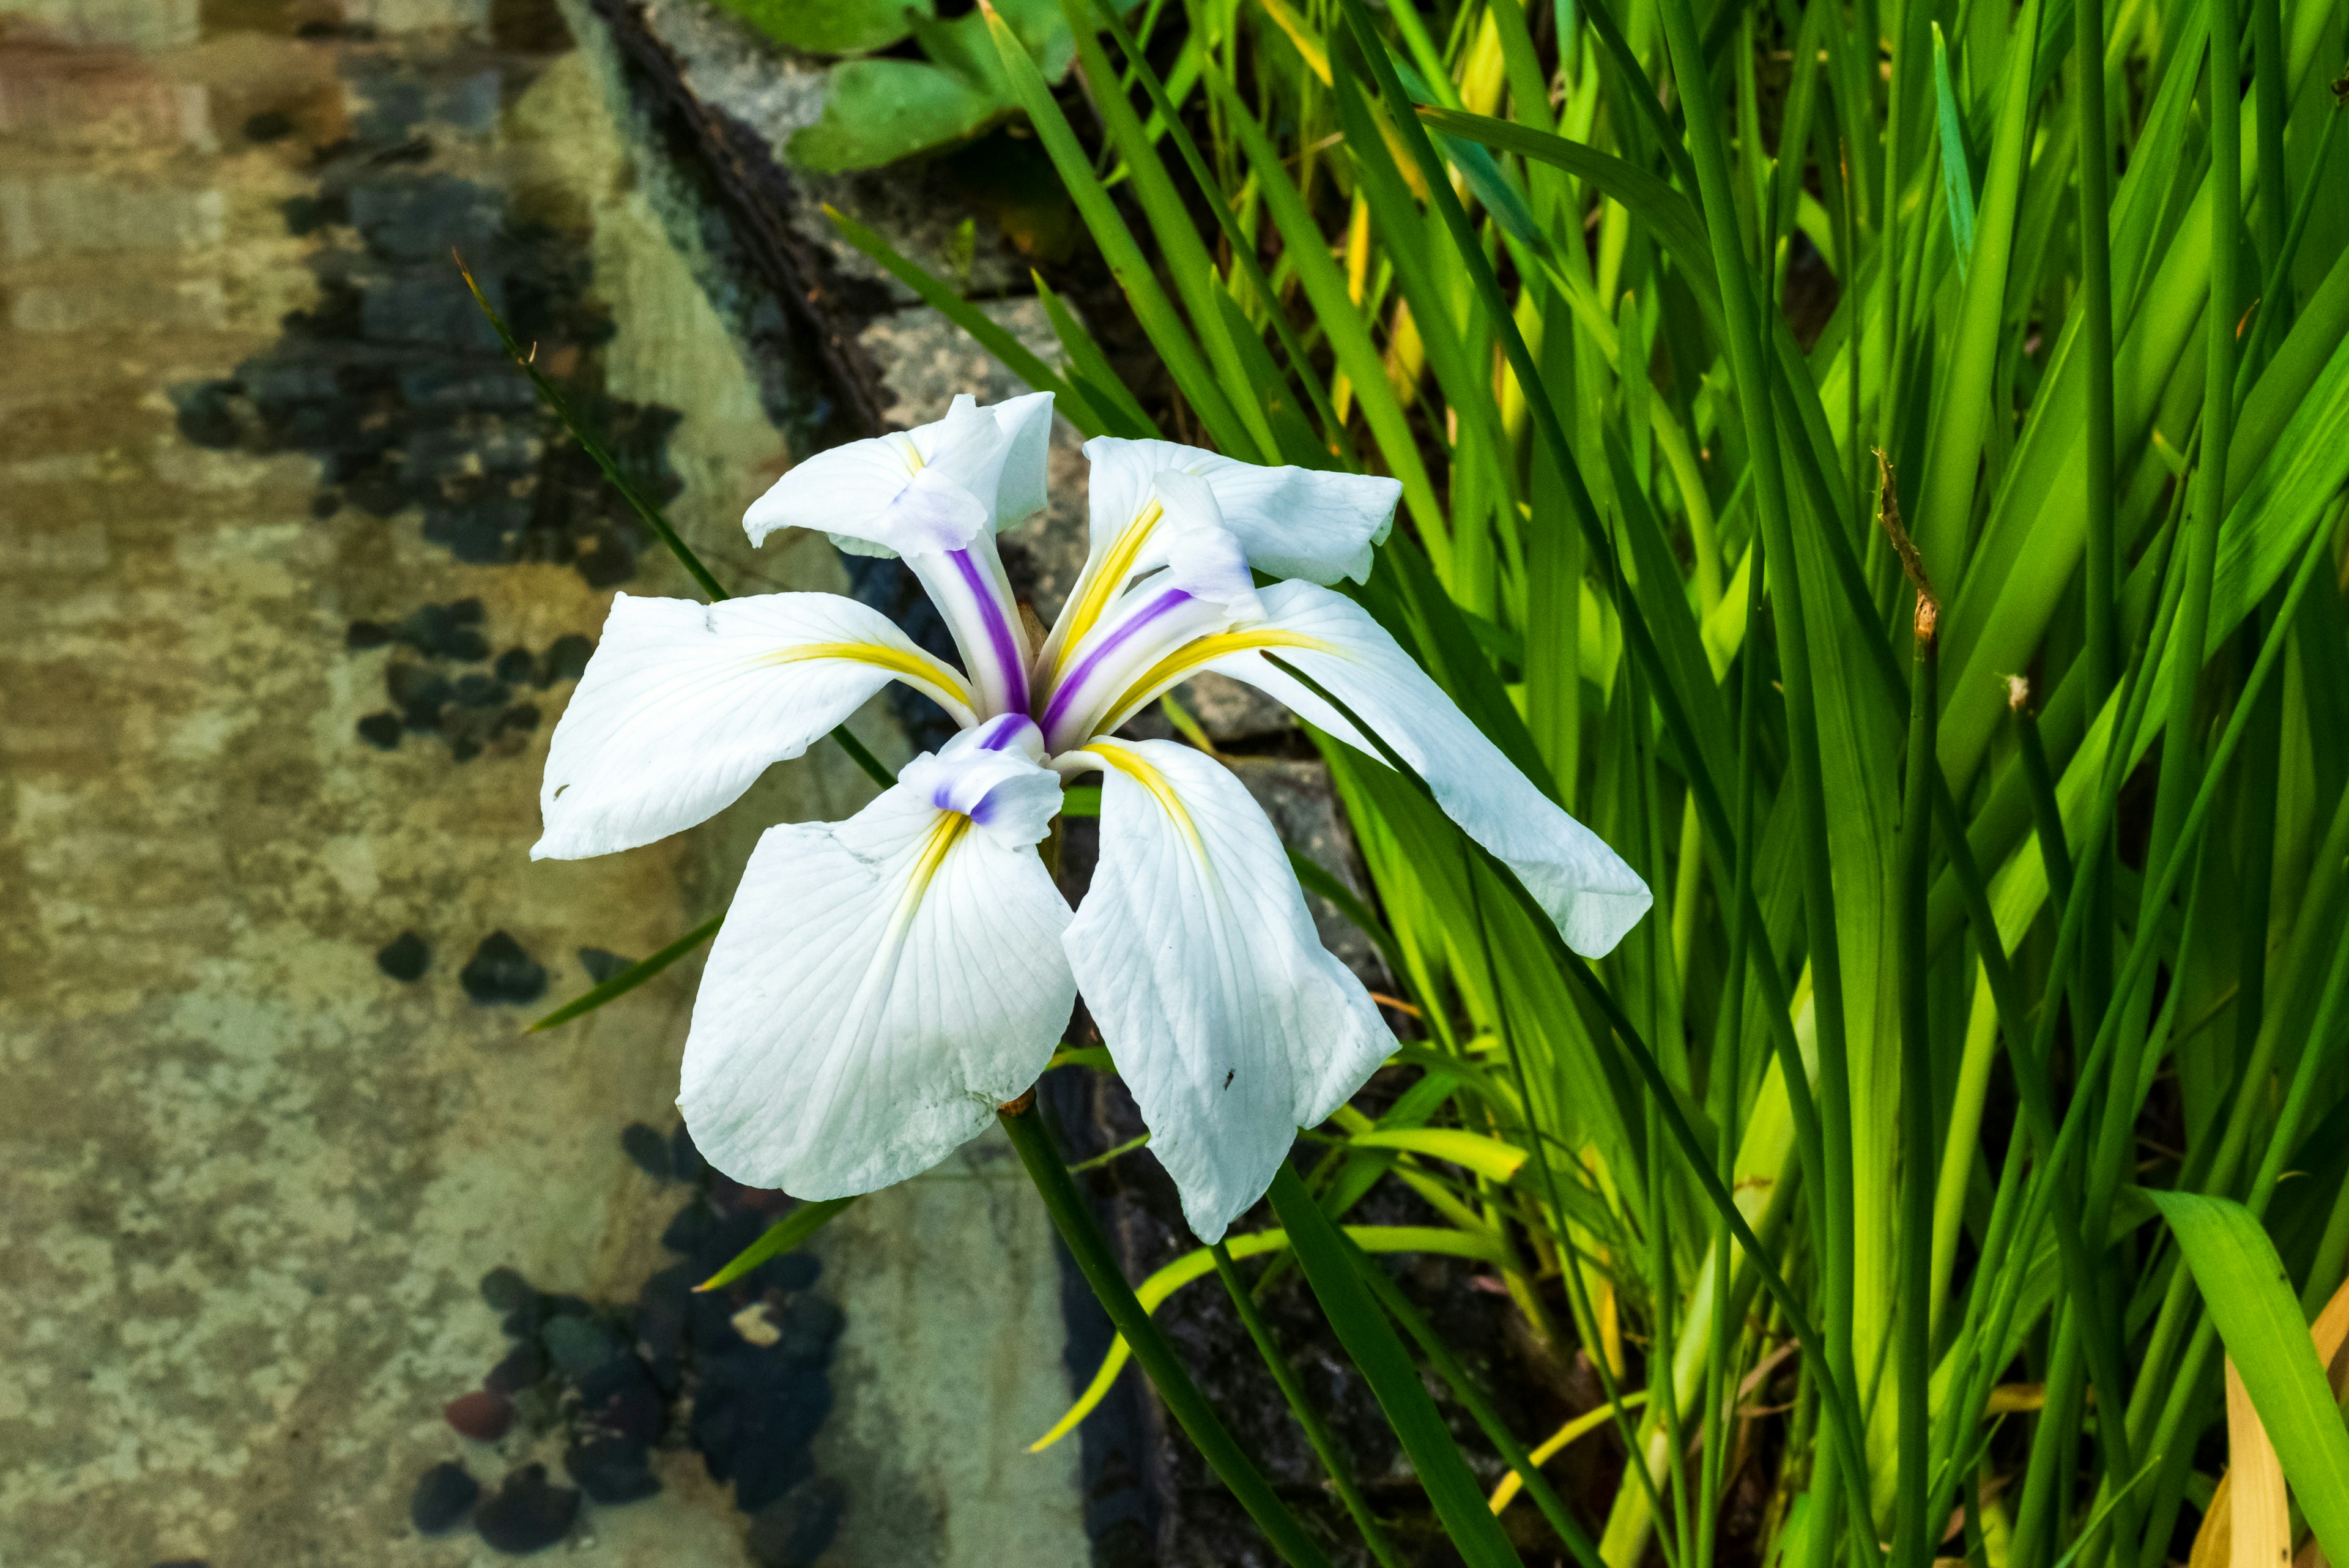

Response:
(0, 3), (1085, 1566)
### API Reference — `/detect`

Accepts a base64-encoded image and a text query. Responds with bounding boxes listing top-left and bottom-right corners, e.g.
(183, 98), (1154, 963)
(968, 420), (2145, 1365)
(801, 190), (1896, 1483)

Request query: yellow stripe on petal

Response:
(1086, 741), (1206, 863)
(1096, 629), (1337, 735)
(761, 640), (974, 712)
(899, 810), (971, 914)
(1045, 500), (1164, 682)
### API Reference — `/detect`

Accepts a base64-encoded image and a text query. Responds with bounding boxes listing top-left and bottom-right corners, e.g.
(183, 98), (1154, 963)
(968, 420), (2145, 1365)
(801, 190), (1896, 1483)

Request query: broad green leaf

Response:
(787, 60), (1012, 174)
(697, 1197), (858, 1290)
(2147, 1190), (2349, 1557)
(705, 0), (928, 54)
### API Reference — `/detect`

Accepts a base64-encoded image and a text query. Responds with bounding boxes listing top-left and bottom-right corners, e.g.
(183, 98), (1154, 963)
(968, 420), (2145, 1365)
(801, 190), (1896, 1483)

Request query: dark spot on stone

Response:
(461, 932), (546, 1005)
(388, 664), (452, 730)
(357, 712), (403, 750)
(485, 1341), (547, 1394)
(544, 633), (593, 682)
(376, 931), (429, 981)
(474, 1463), (578, 1555)
(576, 1355), (664, 1444)
(497, 702), (541, 735)
(495, 647), (536, 683)
(757, 1250), (822, 1295)
(409, 1460), (478, 1535)
(670, 1121), (708, 1183)
(396, 600), (491, 661)
(565, 1437), (661, 1504)
(311, 490), (341, 519)
(746, 1476), (847, 1567)
(479, 1266), (533, 1313)
(450, 734), (483, 762)
(621, 1121), (669, 1177)
(580, 947), (633, 984)
(346, 619), (392, 649)
(772, 1293), (844, 1364)
(244, 109), (295, 143)
(454, 672), (510, 708)
(634, 1265), (693, 1388)
(661, 1200), (713, 1257)
(543, 1313), (623, 1375)
(280, 192), (341, 236)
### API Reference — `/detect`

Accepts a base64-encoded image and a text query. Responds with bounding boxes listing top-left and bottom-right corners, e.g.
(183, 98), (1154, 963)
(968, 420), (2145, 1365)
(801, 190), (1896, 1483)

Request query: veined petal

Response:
(1062, 739), (1390, 1243)
(981, 390), (1055, 527)
(1173, 581), (1653, 959)
(1083, 436), (1401, 585)
(680, 782), (1075, 1198)
(535, 592), (973, 861)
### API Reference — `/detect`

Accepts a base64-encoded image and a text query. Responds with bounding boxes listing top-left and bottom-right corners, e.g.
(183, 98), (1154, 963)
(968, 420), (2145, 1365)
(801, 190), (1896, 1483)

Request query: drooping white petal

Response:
(680, 775), (1075, 1199)
(1082, 436), (1401, 585)
(1061, 739), (1390, 1242)
(1163, 581), (1653, 959)
(1151, 470), (1264, 615)
(534, 592), (974, 861)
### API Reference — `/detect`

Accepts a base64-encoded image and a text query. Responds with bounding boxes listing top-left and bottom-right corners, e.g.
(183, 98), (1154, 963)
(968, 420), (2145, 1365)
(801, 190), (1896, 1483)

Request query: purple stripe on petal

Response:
(951, 548), (1028, 713)
(971, 713), (1041, 752)
(1037, 587), (1192, 740)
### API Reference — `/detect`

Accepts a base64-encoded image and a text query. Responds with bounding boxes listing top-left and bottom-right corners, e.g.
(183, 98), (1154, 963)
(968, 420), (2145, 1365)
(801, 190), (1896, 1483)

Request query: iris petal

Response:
(535, 591), (972, 861)
(1061, 738), (1391, 1242)
(680, 781), (1075, 1198)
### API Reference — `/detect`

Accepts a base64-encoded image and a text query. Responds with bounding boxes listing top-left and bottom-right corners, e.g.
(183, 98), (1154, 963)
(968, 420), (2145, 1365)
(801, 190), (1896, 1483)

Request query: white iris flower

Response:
(534, 392), (1651, 1241)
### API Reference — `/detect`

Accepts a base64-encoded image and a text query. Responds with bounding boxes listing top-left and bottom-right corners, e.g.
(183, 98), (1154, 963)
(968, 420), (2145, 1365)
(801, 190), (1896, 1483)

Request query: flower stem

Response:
(996, 1102), (1332, 1568)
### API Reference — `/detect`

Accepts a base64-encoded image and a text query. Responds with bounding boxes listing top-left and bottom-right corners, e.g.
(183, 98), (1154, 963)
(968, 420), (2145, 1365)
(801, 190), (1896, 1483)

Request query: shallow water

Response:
(0, 2), (1086, 1562)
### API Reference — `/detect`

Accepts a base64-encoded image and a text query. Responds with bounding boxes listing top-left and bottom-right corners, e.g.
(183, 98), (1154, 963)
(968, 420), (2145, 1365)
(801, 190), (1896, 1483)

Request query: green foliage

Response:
(934, 0), (2349, 1562)
(719, 0), (1082, 174)
(703, 0), (927, 55)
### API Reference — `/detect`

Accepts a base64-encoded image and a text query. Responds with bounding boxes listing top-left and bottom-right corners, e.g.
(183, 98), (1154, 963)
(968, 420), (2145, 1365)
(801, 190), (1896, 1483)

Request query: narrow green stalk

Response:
(996, 1105), (1334, 1568)
(2009, 692), (2074, 908)
(1891, 567), (1938, 1568)
(1700, 523), (1767, 1568)
(1208, 1242), (1407, 1568)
